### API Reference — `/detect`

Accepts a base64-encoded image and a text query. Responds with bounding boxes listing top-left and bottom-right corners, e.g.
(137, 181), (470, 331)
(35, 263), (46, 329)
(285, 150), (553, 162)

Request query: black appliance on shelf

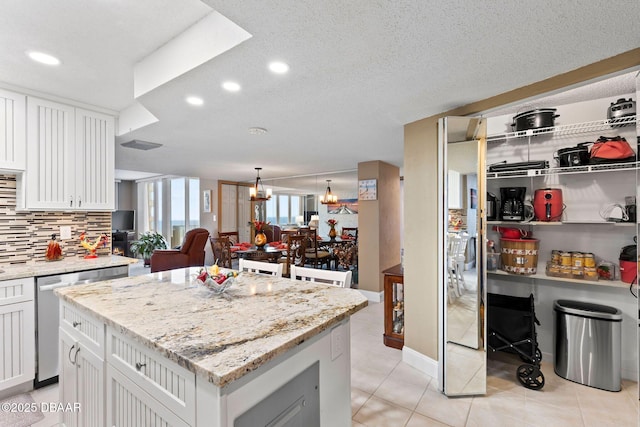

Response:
(500, 187), (526, 221)
(487, 192), (498, 221)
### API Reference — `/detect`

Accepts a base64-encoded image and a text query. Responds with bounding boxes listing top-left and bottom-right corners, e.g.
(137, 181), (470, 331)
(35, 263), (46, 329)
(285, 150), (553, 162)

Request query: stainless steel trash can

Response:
(554, 300), (622, 391)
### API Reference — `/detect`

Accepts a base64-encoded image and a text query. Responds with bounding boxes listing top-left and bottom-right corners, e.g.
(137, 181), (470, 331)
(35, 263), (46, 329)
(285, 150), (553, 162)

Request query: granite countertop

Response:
(0, 256), (139, 280)
(55, 267), (368, 387)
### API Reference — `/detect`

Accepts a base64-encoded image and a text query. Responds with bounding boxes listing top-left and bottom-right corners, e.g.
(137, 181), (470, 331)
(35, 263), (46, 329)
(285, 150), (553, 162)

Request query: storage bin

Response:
(554, 300), (622, 391)
(500, 238), (539, 275)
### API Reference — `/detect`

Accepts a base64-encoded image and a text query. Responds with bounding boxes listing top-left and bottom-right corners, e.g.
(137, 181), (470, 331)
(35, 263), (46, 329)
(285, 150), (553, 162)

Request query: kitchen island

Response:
(55, 267), (368, 427)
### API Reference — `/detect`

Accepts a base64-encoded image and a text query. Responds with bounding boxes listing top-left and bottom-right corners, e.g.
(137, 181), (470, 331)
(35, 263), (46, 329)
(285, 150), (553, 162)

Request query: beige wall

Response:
(403, 48), (640, 360)
(358, 161), (401, 294)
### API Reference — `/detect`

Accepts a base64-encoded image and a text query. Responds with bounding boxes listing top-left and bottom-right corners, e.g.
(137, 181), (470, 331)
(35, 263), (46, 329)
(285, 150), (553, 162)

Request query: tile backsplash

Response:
(0, 174), (111, 265)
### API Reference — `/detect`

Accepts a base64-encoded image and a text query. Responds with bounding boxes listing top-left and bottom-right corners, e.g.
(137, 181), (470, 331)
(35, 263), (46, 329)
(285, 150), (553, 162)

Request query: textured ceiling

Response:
(1, 0), (638, 187)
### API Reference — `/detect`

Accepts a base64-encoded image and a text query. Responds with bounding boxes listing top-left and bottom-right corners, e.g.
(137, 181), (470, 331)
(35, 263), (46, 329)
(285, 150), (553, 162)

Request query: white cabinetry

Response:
(0, 88), (26, 171)
(23, 97), (114, 210)
(59, 306), (104, 427)
(106, 326), (195, 426)
(0, 277), (34, 392)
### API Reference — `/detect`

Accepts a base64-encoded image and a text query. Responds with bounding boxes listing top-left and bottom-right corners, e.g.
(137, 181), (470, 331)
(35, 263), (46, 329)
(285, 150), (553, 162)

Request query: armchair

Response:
(150, 228), (210, 273)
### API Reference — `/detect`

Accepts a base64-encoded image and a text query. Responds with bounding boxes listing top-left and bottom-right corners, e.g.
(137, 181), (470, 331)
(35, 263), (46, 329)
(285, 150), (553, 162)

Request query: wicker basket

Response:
(500, 238), (539, 275)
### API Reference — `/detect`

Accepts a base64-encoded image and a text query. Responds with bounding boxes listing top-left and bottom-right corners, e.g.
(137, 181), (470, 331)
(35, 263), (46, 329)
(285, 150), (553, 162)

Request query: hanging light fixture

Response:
(319, 179), (338, 204)
(249, 167), (272, 201)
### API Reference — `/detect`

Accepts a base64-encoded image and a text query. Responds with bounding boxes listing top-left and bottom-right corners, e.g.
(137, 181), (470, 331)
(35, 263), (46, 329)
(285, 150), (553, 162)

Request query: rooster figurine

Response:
(79, 232), (109, 259)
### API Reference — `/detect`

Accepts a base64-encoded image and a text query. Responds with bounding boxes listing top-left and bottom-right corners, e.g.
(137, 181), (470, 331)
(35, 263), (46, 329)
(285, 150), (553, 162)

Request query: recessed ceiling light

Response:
(222, 81), (241, 92)
(248, 127), (268, 135)
(26, 51), (60, 66)
(186, 96), (204, 106)
(268, 61), (289, 74)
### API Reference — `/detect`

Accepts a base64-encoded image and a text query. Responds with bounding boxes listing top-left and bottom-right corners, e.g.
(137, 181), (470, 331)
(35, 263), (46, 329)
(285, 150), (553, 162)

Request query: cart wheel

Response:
(519, 347), (543, 363)
(517, 364), (545, 390)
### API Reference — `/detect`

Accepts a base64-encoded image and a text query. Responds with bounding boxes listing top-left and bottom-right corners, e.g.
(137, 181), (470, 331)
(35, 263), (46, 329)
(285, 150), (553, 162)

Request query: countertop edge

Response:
(0, 256), (139, 280)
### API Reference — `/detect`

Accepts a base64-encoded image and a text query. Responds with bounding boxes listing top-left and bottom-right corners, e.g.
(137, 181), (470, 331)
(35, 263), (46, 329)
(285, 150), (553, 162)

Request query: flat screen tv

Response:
(112, 210), (135, 232)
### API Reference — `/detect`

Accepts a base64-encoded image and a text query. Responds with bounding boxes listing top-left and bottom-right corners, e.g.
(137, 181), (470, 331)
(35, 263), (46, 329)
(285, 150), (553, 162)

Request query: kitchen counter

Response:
(0, 255), (138, 281)
(55, 267), (368, 387)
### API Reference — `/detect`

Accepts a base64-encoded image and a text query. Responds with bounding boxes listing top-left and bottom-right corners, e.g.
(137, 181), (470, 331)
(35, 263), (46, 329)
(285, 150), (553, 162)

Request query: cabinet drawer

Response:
(60, 302), (104, 355)
(0, 277), (34, 306)
(106, 326), (195, 425)
(106, 364), (190, 427)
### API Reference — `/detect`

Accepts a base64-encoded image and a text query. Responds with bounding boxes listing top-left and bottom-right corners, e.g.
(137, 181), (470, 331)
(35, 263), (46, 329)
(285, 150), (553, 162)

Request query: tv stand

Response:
(112, 231), (135, 257)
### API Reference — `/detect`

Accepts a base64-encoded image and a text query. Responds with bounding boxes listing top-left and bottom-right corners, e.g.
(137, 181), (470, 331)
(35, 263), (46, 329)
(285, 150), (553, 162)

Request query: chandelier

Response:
(249, 167), (272, 201)
(319, 179), (338, 204)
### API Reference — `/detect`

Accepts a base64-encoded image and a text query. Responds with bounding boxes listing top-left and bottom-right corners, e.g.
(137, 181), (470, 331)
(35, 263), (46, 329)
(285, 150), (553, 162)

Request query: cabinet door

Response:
(106, 364), (190, 427)
(59, 328), (78, 427)
(74, 108), (114, 210)
(26, 97), (75, 209)
(0, 301), (34, 392)
(0, 88), (26, 170)
(76, 344), (104, 427)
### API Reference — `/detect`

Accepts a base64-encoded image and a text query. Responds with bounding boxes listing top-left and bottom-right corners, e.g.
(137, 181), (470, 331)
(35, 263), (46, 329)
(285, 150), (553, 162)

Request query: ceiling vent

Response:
(121, 140), (162, 151)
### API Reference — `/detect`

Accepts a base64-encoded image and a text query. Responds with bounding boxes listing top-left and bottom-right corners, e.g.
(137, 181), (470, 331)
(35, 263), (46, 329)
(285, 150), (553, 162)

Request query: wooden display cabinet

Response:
(383, 264), (404, 349)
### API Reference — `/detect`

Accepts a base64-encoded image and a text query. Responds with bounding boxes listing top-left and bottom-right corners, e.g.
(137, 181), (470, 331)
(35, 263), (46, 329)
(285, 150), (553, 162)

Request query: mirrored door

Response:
(438, 116), (487, 396)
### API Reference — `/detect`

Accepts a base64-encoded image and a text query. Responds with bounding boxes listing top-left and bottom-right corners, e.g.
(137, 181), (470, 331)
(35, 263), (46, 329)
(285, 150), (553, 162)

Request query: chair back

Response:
(210, 236), (232, 268)
(334, 241), (358, 270)
(218, 231), (239, 245)
(341, 227), (358, 241)
(290, 265), (352, 288)
(281, 234), (307, 277)
(264, 225), (282, 243)
(239, 259), (283, 277)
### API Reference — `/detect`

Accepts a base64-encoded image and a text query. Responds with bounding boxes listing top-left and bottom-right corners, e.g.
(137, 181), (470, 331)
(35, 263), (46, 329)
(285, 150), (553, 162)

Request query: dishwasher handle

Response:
(39, 279), (92, 292)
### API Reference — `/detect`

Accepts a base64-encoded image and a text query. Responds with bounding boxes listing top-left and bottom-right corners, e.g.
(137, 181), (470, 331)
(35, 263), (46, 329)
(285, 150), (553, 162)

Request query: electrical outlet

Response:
(60, 226), (72, 240)
(330, 326), (344, 360)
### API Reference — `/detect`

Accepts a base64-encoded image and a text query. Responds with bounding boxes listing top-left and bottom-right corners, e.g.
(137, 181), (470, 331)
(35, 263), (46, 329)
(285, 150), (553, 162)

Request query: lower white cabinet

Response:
(0, 278), (35, 392)
(106, 364), (190, 427)
(59, 327), (104, 427)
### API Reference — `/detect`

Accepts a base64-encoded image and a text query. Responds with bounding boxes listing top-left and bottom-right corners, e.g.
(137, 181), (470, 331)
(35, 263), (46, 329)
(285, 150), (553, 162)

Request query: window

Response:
(138, 177), (200, 245)
(264, 193), (303, 225)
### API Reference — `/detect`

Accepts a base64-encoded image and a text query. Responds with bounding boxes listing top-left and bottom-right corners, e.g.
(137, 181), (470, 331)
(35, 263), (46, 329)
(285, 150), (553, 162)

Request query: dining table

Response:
(233, 245), (284, 263)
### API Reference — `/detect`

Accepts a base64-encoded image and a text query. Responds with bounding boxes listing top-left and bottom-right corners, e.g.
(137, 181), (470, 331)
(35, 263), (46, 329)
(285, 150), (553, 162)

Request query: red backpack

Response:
(589, 136), (636, 164)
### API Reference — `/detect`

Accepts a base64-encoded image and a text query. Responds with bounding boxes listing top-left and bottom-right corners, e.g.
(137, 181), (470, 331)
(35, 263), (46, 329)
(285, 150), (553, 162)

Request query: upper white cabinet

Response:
(74, 108), (114, 210)
(0, 88), (26, 171)
(23, 97), (114, 211)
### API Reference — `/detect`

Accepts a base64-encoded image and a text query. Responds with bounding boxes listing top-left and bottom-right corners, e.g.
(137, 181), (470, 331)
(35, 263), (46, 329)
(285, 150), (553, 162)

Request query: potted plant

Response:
(130, 231), (167, 267)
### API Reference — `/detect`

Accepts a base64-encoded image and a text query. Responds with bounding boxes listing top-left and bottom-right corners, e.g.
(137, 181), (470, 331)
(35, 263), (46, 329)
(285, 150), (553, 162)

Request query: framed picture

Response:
(470, 188), (477, 209)
(203, 190), (212, 213)
(358, 179), (377, 200)
(327, 198), (358, 214)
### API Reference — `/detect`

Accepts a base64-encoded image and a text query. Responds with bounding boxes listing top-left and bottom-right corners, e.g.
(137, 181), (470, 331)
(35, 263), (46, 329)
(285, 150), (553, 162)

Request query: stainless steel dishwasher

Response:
(35, 265), (128, 388)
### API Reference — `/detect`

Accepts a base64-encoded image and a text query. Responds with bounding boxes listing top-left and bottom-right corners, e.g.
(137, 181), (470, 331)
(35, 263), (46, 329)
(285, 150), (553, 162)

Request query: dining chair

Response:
(218, 231), (240, 262)
(290, 265), (352, 288)
(298, 228), (331, 269)
(334, 241), (358, 270)
(209, 236), (232, 268)
(238, 259), (283, 277)
(341, 227), (358, 241)
(279, 234), (306, 277)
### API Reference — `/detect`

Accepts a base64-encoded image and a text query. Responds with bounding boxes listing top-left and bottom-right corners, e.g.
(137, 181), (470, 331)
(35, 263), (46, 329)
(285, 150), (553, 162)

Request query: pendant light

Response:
(249, 167), (272, 201)
(319, 179), (338, 204)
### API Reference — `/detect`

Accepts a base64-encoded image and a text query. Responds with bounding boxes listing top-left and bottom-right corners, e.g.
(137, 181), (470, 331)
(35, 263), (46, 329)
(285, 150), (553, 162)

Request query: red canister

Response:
(534, 188), (563, 222)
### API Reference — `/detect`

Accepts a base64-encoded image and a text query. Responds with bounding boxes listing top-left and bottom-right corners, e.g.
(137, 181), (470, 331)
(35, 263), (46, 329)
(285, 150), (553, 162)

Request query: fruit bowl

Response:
(199, 276), (235, 294)
(194, 268), (238, 294)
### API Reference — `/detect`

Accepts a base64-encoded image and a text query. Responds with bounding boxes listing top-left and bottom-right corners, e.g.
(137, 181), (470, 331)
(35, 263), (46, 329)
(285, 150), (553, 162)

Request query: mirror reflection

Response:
(441, 116), (486, 396)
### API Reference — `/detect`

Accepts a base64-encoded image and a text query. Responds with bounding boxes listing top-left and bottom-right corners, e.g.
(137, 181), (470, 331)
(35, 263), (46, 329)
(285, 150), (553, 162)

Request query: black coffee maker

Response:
(500, 187), (526, 221)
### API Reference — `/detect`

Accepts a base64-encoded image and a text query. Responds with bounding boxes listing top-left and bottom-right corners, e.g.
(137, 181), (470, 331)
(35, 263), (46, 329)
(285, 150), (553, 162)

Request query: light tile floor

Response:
(350, 302), (639, 427)
(23, 266), (639, 427)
